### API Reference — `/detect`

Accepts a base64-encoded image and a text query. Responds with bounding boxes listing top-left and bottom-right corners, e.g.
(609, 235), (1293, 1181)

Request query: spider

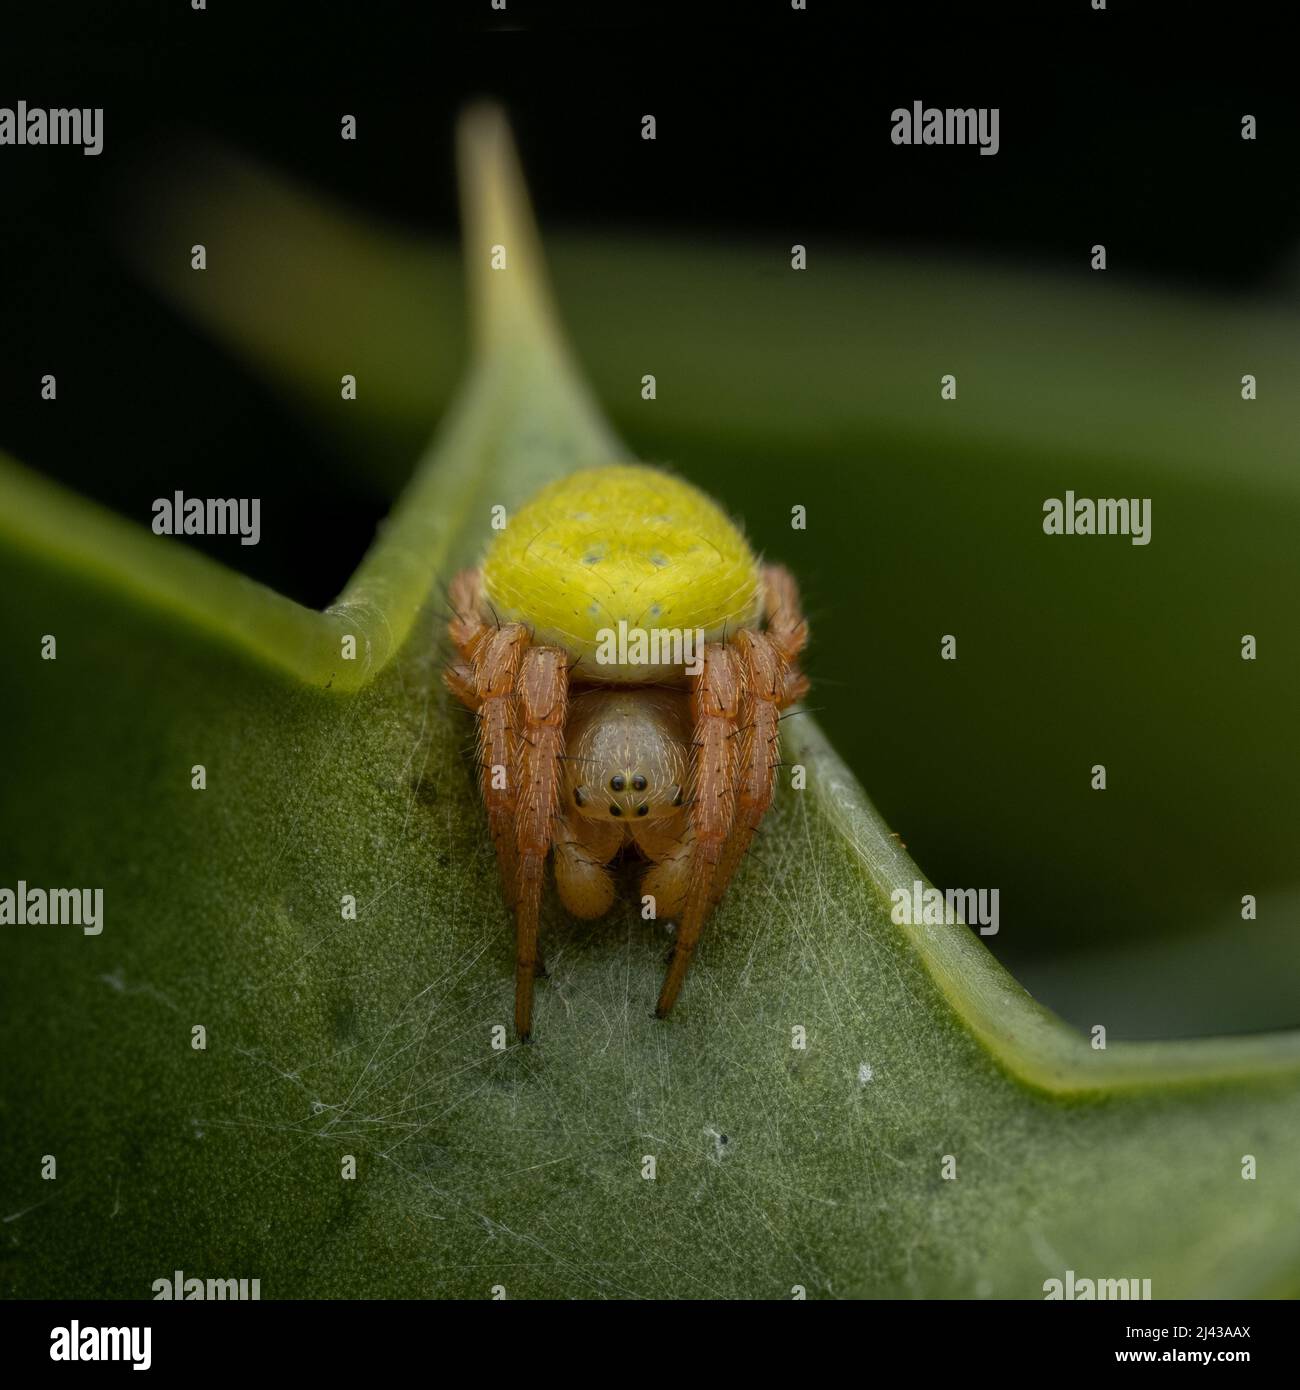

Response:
(445, 463), (809, 1039)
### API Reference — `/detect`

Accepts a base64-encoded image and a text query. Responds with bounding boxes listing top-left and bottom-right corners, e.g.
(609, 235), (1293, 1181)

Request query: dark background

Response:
(1, 1), (1292, 604)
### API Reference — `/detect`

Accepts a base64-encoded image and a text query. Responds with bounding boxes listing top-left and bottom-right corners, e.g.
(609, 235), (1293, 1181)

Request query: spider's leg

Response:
(444, 571), (493, 712)
(760, 563), (809, 664)
(442, 570), (567, 1033)
(712, 565), (812, 891)
(447, 567), (488, 657)
(512, 645), (568, 1040)
(463, 625), (530, 905)
(761, 564), (811, 704)
(656, 642), (741, 1018)
(443, 567), (528, 912)
(712, 629), (788, 903)
(444, 572), (487, 712)
(445, 660), (478, 709)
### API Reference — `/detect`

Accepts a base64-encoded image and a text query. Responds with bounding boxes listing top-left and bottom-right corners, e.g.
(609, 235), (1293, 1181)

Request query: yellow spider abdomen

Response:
(481, 464), (761, 682)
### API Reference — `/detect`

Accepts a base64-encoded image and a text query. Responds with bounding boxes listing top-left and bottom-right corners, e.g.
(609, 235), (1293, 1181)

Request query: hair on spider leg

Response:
(431, 574), (467, 624)
(444, 697), (479, 727)
(444, 676), (489, 721)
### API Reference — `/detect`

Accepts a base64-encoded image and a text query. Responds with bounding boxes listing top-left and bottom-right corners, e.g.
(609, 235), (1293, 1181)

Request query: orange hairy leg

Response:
(511, 645), (568, 1039)
(710, 630), (783, 905)
(655, 568), (811, 1018)
(712, 567), (811, 900)
(445, 569), (569, 1038)
(655, 642), (741, 1018)
(444, 569), (526, 898)
(761, 562), (811, 697)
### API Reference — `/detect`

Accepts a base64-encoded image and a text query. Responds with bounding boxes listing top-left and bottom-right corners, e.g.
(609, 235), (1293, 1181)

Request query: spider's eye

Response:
(574, 788), (586, 807)
(673, 788), (684, 807)
(610, 775), (625, 792)
(609, 804), (622, 817)
(636, 805), (649, 817)
(632, 774), (647, 791)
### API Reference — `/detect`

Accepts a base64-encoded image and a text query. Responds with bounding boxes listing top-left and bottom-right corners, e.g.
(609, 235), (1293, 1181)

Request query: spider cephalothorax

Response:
(445, 462), (809, 1039)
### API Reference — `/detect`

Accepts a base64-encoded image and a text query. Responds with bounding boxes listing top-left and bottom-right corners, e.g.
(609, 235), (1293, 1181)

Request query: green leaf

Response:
(2, 107), (1298, 1300)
